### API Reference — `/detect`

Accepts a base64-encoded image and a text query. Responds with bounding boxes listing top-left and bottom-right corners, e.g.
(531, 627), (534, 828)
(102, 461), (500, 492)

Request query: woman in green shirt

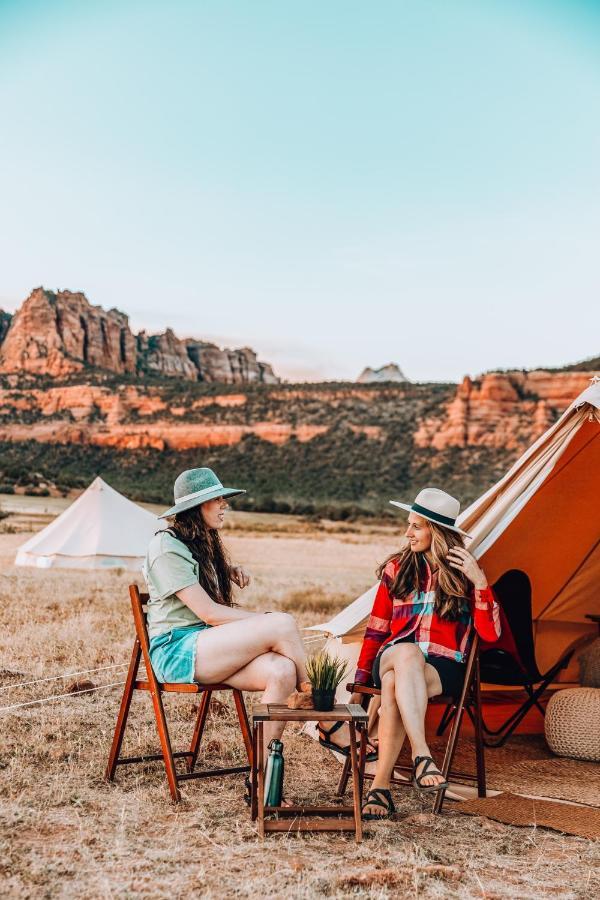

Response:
(144, 467), (309, 756)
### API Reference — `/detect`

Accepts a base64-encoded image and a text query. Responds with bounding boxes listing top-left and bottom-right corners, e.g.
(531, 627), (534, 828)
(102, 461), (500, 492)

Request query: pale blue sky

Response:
(1, 0), (599, 381)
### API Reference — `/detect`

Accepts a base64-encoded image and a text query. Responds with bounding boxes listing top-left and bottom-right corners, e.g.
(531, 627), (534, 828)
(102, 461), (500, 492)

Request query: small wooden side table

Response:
(251, 703), (368, 842)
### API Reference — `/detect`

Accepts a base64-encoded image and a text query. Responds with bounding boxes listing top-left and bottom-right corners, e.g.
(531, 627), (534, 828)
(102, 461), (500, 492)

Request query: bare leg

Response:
(362, 671), (407, 817)
(193, 612), (308, 687)
(381, 643), (445, 788)
(225, 652), (297, 755)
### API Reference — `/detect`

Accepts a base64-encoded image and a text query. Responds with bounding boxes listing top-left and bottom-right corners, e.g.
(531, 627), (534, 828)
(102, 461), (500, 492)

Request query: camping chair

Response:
(105, 585), (252, 802)
(437, 570), (596, 747)
(337, 633), (485, 814)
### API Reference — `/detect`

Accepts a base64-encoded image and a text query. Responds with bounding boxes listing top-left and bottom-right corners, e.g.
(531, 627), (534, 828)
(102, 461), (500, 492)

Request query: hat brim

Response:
(159, 487), (246, 519)
(389, 501), (472, 538)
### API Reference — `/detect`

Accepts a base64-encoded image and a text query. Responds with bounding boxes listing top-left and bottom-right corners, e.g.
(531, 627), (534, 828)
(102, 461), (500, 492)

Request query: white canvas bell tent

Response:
(15, 477), (162, 570)
(309, 380), (600, 682)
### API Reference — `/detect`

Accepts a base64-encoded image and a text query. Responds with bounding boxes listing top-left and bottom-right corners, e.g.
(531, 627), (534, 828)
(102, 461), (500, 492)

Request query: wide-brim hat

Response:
(389, 487), (471, 538)
(159, 467), (245, 519)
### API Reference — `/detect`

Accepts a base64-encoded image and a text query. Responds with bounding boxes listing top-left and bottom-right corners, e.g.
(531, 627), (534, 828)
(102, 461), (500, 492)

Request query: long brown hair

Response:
(377, 520), (470, 620)
(167, 505), (233, 606)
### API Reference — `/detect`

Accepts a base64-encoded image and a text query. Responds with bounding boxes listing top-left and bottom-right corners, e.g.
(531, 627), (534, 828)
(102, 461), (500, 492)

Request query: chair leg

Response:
(433, 699), (464, 815)
(187, 689), (212, 773)
(472, 657), (486, 798)
(232, 689), (253, 766)
(150, 687), (181, 802)
(433, 638), (480, 815)
(436, 702), (457, 736)
(483, 679), (551, 747)
(105, 639), (141, 782)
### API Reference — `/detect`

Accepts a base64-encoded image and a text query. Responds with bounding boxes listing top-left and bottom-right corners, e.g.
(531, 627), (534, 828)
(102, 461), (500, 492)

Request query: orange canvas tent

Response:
(310, 380), (600, 689)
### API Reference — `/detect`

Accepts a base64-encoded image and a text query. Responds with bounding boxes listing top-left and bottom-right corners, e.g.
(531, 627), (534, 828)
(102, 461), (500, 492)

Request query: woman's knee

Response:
(390, 643), (425, 671)
(265, 653), (297, 689)
(269, 611), (299, 637)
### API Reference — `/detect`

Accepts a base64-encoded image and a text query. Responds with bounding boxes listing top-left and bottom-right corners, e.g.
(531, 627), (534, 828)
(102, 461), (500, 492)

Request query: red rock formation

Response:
(0, 383), (329, 450)
(0, 288), (136, 376)
(186, 340), (279, 384)
(137, 329), (198, 380)
(414, 370), (597, 450)
(0, 287), (280, 384)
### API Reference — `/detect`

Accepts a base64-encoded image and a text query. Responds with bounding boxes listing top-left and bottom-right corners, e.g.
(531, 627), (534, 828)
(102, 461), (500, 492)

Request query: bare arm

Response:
(176, 582), (260, 626)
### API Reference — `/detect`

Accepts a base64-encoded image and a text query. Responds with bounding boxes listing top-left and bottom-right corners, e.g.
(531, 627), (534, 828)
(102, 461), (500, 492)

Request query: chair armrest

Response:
(346, 681), (382, 697)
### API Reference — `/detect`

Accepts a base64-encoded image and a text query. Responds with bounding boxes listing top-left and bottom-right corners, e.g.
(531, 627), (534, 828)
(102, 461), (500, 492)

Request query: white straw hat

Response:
(389, 487), (471, 538)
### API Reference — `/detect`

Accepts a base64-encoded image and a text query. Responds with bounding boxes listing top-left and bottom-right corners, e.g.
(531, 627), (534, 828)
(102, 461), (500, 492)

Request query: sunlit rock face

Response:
(414, 370), (597, 450)
(0, 287), (280, 384)
(0, 288), (136, 376)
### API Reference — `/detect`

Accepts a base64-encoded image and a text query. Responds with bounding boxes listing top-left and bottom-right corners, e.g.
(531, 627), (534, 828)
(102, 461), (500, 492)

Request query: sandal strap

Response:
(413, 756), (445, 785)
(318, 721), (344, 738)
(362, 788), (395, 812)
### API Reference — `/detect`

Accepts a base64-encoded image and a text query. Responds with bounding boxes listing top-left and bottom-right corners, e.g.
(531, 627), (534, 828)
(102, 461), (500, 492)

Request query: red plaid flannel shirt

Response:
(354, 557), (501, 685)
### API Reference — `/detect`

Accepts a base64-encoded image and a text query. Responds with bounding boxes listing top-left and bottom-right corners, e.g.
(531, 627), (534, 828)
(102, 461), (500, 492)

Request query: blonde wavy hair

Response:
(377, 520), (470, 620)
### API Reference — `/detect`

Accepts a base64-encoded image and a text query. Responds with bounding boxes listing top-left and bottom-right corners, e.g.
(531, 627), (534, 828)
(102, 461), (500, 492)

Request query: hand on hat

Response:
(231, 565), (251, 589)
(446, 548), (488, 590)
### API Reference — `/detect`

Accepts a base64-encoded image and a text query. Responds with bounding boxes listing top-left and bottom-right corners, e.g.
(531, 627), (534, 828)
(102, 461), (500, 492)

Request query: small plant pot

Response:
(311, 688), (336, 711)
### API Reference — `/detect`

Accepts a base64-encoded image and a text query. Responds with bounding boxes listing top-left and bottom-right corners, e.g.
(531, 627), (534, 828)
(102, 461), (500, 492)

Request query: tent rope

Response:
(0, 663), (129, 692)
(0, 680), (126, 713)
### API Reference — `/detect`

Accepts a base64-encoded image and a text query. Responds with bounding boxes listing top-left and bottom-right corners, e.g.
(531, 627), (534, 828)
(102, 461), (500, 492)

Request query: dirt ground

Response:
(0, 515), (598, 899)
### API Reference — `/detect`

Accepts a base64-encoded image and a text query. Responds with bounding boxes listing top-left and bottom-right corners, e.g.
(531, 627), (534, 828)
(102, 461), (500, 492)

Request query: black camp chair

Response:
(437, 570), (595, 747)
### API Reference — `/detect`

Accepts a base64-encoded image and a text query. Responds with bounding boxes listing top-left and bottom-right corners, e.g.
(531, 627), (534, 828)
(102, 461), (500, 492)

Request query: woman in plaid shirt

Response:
(353, 488), (501, 820)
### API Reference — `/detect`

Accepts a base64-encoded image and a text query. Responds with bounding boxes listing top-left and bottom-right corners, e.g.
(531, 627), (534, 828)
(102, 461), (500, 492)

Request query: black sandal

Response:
(361, 788), (396, 821)
(412, 755), (449, 794)
(318, 722), (378, 762)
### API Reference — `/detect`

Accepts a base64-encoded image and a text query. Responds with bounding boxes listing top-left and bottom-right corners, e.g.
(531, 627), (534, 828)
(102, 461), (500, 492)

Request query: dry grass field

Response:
(0, 510), (598, 899)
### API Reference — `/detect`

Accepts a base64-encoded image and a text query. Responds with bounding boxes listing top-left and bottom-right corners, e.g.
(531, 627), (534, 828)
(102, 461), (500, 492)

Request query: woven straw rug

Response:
(455, 792), (600, 840)
(428, 734), (600, 809)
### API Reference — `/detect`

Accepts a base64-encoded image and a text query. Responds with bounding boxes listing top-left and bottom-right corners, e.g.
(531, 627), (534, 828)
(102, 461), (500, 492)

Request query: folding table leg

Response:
(348, 722), (363, 843)
(336, 754), (352, 797)
(257, 722), (265, 839)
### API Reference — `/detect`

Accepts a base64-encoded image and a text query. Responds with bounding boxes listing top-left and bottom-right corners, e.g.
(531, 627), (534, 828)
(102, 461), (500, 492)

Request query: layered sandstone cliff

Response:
(186, 340), (278, 385)
(0, 382), (391, 451)
(414, 370), (597, 450)
(0, 287), (279, 384)
(0, 288), (136, 377)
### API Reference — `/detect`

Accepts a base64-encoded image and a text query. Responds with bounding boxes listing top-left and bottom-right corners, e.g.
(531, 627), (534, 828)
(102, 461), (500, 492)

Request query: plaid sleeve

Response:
(473, 585), (501, 642)
(353, 565), (393, 685)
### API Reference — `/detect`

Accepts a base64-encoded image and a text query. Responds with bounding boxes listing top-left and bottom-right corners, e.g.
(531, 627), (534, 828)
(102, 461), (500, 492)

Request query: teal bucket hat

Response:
(159, 468), (245, 519)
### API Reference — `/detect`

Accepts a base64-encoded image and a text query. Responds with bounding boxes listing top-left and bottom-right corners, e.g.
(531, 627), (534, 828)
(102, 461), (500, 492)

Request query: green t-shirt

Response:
(143, 531), (207, 639)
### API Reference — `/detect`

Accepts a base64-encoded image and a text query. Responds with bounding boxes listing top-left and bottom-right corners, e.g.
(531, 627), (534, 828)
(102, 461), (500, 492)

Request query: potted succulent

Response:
(306, 650), (349, 711)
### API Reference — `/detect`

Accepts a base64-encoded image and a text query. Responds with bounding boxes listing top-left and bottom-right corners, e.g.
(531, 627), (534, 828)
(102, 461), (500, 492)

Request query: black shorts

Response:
(371, 635), (466, 699)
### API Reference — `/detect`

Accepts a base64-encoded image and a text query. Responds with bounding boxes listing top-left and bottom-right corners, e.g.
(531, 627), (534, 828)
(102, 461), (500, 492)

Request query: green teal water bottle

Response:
(264, 739), (284, 807)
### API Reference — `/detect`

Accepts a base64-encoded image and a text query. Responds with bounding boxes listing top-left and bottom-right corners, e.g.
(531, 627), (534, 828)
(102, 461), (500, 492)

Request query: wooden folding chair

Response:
(336, 634), (485, 814)
(105, 585), (252, 802)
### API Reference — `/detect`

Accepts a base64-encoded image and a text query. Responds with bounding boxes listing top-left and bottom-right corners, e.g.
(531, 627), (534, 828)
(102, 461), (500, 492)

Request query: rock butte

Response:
(414, 371), (596, 450)
(0, 287), (279, 384)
